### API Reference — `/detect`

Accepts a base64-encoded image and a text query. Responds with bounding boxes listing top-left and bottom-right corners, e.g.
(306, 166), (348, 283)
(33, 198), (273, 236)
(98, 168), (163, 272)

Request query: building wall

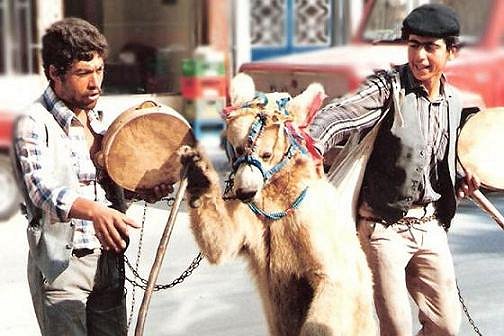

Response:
(208, 0), (232, 72)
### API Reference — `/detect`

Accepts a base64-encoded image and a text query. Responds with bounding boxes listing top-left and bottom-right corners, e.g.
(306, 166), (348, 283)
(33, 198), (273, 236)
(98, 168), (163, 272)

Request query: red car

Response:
(0, 110), (19, 220)
(240, 0), (504, 109)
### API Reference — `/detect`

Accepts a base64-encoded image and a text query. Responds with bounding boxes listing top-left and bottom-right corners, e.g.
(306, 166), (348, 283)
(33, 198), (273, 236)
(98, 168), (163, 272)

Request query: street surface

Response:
(1, 136), (503, 335)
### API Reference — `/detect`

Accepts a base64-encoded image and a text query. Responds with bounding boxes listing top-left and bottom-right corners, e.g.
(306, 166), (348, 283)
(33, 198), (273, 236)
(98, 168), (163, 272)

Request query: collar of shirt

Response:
(403, 65), (447, 102)
(42, 86), (106, 135)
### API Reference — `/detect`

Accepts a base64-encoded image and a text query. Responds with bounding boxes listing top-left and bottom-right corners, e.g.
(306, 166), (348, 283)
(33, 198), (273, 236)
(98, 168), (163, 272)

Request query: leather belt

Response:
(72, 248), (97, 258)
(359, 203), (437, 225)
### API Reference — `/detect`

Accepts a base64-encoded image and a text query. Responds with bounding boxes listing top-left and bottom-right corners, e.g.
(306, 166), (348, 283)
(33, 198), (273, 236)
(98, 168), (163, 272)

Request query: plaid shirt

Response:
(14, 86), (109, 249)
(309, 65), (449, 204)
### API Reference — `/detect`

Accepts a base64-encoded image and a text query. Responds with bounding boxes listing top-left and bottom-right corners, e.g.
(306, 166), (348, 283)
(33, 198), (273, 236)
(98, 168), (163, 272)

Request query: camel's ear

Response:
(286, 83), (326, 124)
(230, 73), (256, 106)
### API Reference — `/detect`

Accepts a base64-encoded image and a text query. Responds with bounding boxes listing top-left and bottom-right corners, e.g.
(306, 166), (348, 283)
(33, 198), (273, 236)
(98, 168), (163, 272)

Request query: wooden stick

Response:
(135, 167), (188, 336)
(469, 189), (504, 231)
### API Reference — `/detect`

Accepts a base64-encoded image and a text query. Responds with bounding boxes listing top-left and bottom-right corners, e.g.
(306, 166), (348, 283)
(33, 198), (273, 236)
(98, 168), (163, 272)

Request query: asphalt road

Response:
(1, 140), (503, 335)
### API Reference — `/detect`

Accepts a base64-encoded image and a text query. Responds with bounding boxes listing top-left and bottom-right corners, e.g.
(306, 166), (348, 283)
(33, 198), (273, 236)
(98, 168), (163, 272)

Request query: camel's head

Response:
(223, 73), (326, 202)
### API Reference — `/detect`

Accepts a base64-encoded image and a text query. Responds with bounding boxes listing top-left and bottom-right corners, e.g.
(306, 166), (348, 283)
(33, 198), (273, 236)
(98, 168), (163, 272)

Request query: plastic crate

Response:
(182, 58), (225, 77)
(180, 76), (227, 100)
(183, 97), (226, 121)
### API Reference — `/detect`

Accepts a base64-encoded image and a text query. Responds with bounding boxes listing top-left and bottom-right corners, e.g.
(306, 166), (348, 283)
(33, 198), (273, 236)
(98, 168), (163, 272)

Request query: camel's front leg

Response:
(299, 276), (350, 336)
(179, 145), (245, 264)
(300, 272), (376, 336)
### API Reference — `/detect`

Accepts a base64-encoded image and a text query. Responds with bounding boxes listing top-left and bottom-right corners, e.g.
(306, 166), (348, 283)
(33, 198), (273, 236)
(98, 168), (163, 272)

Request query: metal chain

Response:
(457, 281), (483, 335)
(124, 197), (203, 329)
(126, 201), (148, 329)
(124, 252), (203, 291)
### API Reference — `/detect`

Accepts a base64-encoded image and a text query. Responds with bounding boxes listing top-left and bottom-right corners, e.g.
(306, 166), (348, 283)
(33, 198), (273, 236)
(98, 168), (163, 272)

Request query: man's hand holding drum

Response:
(135, 183), (175, 204)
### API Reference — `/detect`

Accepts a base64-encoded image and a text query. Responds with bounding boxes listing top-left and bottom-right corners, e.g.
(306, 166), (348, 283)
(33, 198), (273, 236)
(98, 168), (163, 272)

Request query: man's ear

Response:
(48, 65), (61, 83)
(448, 47), (458, 60)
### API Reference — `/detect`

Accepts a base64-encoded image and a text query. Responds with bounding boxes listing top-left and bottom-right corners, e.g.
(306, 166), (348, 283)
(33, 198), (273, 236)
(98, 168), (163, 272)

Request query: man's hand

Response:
(136, 183), (175, 203)
(69, 198), (140, 252)
(91, 204), (140, 252)
(457, 170), (481, 198)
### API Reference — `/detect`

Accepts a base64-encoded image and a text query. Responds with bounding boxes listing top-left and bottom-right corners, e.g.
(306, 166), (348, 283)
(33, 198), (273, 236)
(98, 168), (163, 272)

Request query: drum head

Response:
(103, 101), (195, 191)
(457, 107), (504, 190)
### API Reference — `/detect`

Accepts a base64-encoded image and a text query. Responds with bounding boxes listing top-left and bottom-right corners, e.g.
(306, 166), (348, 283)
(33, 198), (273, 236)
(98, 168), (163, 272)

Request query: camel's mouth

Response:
(235, 189), (258, 203)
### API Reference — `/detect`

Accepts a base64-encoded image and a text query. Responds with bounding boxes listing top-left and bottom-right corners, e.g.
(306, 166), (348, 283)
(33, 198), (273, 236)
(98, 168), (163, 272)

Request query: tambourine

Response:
(458, 107), (504, 191)
(457, 107), (504, 230)
(97, 100), (195, 191)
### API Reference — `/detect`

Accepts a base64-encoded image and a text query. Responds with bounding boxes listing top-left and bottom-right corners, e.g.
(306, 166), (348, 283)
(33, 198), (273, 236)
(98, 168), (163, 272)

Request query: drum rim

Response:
(101, 102), (195, 191)
(457, 107), (504, 191)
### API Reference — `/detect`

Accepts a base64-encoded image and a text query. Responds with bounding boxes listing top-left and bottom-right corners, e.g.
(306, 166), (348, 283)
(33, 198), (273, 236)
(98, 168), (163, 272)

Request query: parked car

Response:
(0, 110), (20, 221)
(240, 0), (503, 109)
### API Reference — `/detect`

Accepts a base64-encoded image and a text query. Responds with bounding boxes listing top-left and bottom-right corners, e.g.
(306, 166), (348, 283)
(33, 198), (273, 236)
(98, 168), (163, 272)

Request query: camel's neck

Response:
(262, 154), (319, 205)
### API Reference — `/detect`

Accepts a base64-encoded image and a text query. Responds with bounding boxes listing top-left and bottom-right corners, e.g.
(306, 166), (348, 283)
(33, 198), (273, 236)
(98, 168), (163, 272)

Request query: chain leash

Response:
(125, 201), (148, 329)
(124, 252), (203, 291)
(124, 197), (204, 329)
(457, 281), (483, 335)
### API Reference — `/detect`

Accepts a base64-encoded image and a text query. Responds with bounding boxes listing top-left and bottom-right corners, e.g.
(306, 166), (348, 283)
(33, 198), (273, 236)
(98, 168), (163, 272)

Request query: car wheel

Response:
(0, 153), (20, 221)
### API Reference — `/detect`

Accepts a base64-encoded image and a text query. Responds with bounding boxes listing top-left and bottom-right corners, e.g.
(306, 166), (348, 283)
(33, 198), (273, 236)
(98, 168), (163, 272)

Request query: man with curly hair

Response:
(12, 18), (171, 335)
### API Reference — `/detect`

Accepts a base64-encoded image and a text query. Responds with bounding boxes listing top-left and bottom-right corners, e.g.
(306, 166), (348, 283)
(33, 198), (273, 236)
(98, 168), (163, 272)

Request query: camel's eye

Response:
(235, 146), (245, 156)
(261, 152), (272, 160)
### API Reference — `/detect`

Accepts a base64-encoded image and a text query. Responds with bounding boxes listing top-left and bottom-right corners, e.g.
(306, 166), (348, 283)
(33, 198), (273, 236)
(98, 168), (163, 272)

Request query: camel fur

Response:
(179, 74), (376, 336)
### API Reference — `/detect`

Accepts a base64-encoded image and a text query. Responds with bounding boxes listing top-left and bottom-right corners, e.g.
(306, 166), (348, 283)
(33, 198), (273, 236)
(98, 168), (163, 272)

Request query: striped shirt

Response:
(14, 86), (109, 249)
(309, 64), (449, 204)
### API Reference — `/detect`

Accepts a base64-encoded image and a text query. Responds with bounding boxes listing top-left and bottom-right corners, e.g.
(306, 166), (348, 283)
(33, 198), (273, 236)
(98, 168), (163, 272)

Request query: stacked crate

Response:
(181, 47), (226, 139)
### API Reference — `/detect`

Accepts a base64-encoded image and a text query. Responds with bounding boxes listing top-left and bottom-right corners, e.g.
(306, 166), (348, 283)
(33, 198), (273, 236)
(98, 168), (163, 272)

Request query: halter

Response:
(227, 97), (307, 184)
(223, 93), (309, 220)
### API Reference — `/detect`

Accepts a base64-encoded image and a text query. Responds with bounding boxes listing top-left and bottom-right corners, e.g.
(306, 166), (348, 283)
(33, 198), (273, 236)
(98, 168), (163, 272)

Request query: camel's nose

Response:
(235, 188), (257, 202)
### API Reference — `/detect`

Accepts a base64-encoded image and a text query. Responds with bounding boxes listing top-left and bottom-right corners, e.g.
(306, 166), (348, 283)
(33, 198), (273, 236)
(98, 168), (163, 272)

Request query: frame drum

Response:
(457, 107), (504, 191)
(99, 100), (195, 191)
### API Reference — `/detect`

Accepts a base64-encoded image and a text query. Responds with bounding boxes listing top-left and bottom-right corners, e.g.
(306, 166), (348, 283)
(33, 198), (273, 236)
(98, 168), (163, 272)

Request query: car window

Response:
(362, 0), (492, 45)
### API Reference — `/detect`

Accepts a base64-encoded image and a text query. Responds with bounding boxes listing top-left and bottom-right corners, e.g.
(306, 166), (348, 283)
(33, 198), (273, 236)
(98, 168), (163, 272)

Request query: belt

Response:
(396, 214), (437, 225)
(404, 203), (436, 218)
(72, 248), (98, 258)
(359, 203), (437, 225)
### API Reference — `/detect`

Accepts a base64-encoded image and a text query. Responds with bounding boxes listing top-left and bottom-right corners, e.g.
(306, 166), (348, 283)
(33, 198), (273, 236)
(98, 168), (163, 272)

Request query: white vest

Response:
(12, 96), (81, 283)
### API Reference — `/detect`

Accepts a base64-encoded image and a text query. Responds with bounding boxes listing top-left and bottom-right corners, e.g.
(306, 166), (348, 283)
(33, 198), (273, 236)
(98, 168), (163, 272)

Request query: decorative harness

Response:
(223, 93), (311, 221)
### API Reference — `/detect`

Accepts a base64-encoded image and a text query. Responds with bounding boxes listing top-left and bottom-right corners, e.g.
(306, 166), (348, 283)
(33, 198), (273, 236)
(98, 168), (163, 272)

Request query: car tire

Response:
(0, 153), (20, 221)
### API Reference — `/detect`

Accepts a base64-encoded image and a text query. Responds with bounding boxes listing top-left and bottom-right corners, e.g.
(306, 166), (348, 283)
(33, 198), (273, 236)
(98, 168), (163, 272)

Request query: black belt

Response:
(72, 248), (96, 258)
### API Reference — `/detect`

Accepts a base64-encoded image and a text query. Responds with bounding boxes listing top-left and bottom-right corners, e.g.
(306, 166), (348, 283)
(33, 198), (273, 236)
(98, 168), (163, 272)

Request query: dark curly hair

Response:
(42, 17), (108, 82)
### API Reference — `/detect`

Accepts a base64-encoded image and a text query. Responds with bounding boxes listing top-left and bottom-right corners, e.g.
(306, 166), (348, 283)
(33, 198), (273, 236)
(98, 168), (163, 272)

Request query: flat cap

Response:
(402, 4), (460, 38)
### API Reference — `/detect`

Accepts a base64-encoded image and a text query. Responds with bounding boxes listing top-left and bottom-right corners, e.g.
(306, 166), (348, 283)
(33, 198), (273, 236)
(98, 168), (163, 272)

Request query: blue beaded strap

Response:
(276, 96), (291, 115)
(247, 114), (266, 147)
(247, 187), (308, 220)
(242, 92), (268, 109)
(233, 155), (267, 177)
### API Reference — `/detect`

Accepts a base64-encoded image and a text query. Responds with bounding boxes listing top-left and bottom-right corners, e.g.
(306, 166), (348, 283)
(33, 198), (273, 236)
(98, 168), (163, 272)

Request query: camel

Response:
(178, 74), (376, 336)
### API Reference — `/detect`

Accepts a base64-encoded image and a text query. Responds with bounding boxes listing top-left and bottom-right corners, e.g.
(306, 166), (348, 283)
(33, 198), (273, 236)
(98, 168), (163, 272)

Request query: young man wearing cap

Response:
(309, 4), (479, 336)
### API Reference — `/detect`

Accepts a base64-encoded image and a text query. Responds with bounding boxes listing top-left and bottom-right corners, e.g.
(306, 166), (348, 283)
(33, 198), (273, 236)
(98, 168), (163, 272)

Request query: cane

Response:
(470, 189), (504, 231)
(134, 165), (189, 336)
